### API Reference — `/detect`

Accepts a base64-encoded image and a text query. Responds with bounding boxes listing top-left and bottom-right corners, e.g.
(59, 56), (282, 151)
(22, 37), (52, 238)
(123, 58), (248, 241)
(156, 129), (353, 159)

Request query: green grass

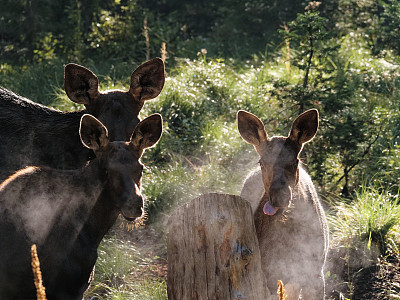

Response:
(84, 234), (167, 300)
(328, 185), (400, 256)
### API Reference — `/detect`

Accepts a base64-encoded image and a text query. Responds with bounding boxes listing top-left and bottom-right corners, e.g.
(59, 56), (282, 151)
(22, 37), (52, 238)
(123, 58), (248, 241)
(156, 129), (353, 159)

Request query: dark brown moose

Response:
(0, 113), (162, 300)
(238, 109), (329, 300)
(0, 58), (164, 181)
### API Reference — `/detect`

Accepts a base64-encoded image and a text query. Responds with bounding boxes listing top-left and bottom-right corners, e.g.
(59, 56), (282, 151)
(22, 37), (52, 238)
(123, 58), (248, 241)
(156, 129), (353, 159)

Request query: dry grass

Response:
(278, 280), (286, 300)
(31, 244), (47, 300)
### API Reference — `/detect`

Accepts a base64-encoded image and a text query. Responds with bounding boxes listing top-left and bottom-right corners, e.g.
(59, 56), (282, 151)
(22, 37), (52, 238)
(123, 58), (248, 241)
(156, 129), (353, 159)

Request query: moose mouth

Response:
(263, 201), (279, 216)
(120, 203), (144, 221)
(122, 214), (138, 222)
(262, 186), (293, 216)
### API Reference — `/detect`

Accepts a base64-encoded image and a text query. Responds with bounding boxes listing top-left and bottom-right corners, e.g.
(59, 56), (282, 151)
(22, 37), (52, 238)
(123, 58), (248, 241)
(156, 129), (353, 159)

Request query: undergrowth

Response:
(329, 185), (400, 257)
(84, 234), (167, 300)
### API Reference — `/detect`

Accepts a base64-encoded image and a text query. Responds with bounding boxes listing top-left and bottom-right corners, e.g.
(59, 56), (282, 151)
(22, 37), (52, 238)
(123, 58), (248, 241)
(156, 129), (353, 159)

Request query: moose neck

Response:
(39, 158), (123, 299)
(75, 159), (120, 247)
(79, 189), (121, 249)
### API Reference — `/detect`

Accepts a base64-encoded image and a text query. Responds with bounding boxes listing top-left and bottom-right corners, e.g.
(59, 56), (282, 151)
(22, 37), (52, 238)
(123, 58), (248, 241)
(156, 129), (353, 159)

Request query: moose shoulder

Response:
(238, 109), (329, 300)
(0, 113), (162, 300)
(0, 58), (164, 181)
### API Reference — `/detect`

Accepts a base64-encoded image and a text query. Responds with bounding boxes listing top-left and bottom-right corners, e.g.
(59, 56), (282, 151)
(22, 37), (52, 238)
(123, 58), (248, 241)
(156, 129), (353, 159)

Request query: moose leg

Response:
(284, 282), (302, 300)
(299, 272), (326, 300)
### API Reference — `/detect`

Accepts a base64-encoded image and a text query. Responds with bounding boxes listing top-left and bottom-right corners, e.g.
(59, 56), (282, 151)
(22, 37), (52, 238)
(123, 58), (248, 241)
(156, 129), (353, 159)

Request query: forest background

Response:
(1, 0), (400, 298)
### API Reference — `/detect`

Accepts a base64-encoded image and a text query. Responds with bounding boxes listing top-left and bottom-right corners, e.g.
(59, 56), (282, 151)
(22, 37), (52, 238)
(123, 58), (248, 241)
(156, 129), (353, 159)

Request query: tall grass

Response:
(84, 234), (167, 300)
(329, 185), (400, 256)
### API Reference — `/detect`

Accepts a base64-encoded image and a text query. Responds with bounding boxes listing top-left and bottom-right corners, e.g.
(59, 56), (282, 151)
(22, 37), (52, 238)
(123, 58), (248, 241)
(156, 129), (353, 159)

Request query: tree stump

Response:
(167, 193), (271, 300)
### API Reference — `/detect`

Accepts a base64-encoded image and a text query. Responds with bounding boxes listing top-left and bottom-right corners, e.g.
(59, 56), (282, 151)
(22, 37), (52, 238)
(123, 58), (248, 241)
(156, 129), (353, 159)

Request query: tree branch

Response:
(336, 121), (384, 185)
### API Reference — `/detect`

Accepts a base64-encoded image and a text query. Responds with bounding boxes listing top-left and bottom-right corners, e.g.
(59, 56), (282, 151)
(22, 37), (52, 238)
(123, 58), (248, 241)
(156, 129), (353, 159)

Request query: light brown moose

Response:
(238, 109), (329, 300)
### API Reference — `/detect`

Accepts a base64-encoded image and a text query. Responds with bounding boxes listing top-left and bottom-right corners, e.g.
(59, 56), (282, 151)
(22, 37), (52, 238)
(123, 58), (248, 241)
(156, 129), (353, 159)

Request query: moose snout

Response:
(270, 175), (287, 191)
(269, 185), (292, 208)
(120, 184), (144, 221)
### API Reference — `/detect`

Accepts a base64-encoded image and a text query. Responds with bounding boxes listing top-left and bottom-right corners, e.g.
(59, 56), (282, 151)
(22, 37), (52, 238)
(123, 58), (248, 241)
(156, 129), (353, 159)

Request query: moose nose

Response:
(120, 184), (144, 221)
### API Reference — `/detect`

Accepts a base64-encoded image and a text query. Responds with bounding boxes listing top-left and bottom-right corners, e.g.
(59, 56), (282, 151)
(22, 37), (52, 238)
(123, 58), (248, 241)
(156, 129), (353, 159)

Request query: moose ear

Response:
(130, 114), (163, 156)
(237, 110), (268, 147)
(129, 58), (165, 102)
(288, 109), (319, 146)
(64, 63), (100, 105)
(79, 114), (109, 151)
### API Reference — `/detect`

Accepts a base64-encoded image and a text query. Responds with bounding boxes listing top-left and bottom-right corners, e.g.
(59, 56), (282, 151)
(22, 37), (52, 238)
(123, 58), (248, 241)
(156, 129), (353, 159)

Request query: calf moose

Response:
(0, 113), (162, 300)
(0, 58), (164, 181)
(238, 109), (329, 300)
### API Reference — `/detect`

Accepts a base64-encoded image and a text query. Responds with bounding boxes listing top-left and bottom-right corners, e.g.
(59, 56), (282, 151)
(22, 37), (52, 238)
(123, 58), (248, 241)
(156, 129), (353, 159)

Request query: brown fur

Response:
(238, 109), (329, 300)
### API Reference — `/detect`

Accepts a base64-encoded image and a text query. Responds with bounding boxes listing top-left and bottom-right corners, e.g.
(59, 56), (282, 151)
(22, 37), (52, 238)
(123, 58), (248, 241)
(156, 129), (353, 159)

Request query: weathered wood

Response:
(167, 193), (271, 300)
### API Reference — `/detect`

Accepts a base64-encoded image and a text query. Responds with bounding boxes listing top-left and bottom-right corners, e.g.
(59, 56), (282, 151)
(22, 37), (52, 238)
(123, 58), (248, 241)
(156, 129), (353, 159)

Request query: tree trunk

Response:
(167, 193), (271, 300)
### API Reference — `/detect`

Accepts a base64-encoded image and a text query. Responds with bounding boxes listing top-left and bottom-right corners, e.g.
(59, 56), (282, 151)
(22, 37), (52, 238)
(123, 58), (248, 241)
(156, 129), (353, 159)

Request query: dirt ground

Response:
(325, 248), (400, 300)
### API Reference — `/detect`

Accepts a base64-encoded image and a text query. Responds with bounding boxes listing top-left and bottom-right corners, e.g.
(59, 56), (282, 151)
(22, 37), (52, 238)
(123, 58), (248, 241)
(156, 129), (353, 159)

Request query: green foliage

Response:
(328, 185), (400, 256)
(85, 1), (147, 60)
(143, 58), (276, 156)
(377, 0), (400, 55)
(265, 5), (400, 196)
(0, 0), (310, 64)
(33, 33), (59, 63)
(0, 61), (64, 106)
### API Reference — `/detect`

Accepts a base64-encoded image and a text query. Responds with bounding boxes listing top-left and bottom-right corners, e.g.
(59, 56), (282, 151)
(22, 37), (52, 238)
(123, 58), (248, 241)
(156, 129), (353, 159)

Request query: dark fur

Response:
(0, 114), (162, 300)
(0, 58), (164, 181)
(0, 88), (87, 180)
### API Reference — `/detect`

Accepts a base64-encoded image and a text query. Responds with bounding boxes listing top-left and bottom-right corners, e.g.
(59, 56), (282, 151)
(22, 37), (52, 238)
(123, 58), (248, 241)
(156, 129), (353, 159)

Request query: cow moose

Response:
(0, 58), (164, 181)
(238, 109), (329, 300)
(0, 113), (163, 300)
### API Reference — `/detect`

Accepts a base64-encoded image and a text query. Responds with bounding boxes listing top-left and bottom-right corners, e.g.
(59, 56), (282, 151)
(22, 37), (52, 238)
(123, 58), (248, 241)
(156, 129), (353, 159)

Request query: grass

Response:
(328, 185), (400, 257)
(84, 233), (167, 300)
(326, 184), (400, 297)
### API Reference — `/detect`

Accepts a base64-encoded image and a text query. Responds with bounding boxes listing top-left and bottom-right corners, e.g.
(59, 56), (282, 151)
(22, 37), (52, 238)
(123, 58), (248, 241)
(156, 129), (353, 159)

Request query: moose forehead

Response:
(258, 136), (299, 167)
(89, 90), (142, 141)
(105, 141), (140, 160)
(89, 90), (142, 116)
